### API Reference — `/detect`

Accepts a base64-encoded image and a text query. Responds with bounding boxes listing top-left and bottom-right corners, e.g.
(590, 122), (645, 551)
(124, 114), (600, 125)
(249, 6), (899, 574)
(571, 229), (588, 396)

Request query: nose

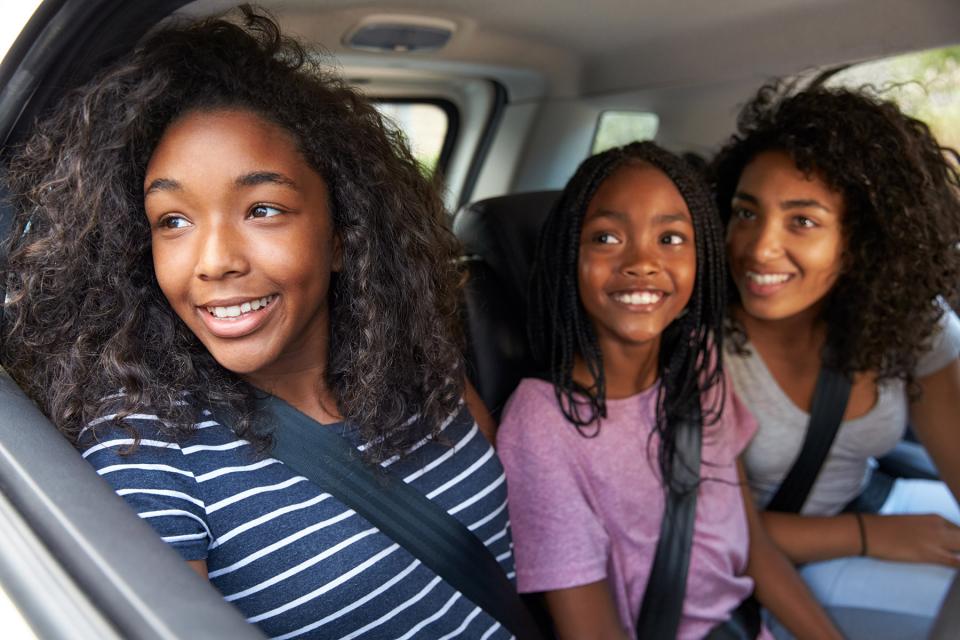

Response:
(195, 219), (249, 281)
(621, 240), (660, 277)
(744, 220), (784, 262)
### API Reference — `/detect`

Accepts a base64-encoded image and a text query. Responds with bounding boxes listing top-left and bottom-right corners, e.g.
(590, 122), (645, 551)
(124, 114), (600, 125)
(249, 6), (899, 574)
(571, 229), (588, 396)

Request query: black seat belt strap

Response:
(634, 408), (702, 640)
(260, 397), (542, 640)
(767, 367), (852, 514)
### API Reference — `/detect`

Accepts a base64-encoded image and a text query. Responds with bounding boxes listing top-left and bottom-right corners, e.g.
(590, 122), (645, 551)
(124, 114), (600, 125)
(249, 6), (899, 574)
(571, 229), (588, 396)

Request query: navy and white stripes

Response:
(82, 404), (515, 639)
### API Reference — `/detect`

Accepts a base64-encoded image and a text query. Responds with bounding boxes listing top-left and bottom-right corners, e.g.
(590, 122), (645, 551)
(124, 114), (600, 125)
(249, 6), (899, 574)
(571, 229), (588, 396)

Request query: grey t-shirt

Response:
(727, 309), (960, 515)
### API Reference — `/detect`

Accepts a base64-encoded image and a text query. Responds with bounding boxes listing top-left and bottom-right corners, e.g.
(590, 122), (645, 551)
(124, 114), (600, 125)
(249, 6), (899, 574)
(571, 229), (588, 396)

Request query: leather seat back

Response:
(453, 191), (560, 417)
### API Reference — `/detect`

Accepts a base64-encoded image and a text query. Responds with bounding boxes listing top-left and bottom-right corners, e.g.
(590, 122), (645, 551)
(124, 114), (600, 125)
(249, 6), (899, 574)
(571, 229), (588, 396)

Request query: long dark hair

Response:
(528, 141), (726, 490)
(713, 81), (960, 389)
(1, 8), (465, 461)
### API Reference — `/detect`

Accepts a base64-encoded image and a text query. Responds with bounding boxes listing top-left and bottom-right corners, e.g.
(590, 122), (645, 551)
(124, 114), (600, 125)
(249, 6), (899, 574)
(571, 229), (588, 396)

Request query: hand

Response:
(862, 513), (960, 567)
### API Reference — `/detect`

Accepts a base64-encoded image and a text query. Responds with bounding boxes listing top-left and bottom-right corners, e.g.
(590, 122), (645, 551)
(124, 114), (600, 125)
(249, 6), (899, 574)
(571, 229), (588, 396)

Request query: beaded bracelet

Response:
(854, 512), (868, 556)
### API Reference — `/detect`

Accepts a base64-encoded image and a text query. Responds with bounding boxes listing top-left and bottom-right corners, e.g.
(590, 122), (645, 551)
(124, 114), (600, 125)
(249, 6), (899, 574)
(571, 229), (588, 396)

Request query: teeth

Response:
(207, 295), (274, 319)
(613, 291), (663, 305)
(747, 271), (791, 285)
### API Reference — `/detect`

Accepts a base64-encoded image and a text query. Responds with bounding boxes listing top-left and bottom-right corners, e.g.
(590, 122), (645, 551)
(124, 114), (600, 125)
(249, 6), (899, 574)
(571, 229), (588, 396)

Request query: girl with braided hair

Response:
(497, 142), (839, 639)
(714, 81), (960, 639)
(2, 8), (511, 638)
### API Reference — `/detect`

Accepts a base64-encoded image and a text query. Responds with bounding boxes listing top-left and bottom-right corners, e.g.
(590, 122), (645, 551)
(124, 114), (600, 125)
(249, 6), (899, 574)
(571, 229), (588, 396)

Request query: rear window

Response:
(827, 44), (960, 150)
(373, 100), (456, 177)
(591, 111), (659, 154)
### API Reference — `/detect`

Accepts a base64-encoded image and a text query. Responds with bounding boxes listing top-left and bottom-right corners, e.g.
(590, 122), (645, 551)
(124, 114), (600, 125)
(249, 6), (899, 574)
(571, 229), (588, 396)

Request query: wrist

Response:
(853, 512), (868, 556)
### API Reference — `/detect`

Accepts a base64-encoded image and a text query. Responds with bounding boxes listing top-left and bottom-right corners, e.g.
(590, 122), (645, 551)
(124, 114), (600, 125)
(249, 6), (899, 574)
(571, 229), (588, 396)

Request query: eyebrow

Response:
(235, 171), (298, 189)
(589, 209), (691, 225)
(144, 171), (299, 197)
(733, 191), (832, 213)
(144, 178), (181, 196)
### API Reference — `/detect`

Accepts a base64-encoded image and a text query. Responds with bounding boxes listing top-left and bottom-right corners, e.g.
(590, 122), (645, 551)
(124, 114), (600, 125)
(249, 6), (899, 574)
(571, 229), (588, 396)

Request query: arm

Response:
(543, 581), (629, 640)
(187, 559), (208, 578)
(760, 361), (960, 565)
(910, 359), (960, 501)
(741, 462), (843, 640)
(464, 378), (498, 444)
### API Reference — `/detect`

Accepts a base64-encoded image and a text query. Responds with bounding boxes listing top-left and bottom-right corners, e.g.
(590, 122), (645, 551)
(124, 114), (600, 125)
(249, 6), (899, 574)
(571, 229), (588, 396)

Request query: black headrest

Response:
(453, 190), (560, 303)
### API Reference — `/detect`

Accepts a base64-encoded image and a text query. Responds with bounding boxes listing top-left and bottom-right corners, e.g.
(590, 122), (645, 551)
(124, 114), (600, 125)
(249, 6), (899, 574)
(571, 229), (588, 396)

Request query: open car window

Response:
(827, 44), (960, 150)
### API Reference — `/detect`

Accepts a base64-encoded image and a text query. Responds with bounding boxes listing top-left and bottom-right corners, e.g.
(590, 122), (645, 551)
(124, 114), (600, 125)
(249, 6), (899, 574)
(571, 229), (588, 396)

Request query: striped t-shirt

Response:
(81, 402), (515, 639)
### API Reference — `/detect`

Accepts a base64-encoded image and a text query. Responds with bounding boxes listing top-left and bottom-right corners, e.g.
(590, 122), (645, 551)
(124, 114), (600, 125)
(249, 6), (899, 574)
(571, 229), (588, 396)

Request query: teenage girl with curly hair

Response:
(1, 8), (511, 638)
(497, 142), (840, 639)
(713, 82), (960, 638)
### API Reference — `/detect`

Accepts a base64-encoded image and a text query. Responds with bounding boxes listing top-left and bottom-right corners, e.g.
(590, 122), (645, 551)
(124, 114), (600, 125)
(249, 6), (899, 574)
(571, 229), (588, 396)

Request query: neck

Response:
(576, 337), (661, 399)
(245, 365), (341, 425)
(734, 303), (826, 357)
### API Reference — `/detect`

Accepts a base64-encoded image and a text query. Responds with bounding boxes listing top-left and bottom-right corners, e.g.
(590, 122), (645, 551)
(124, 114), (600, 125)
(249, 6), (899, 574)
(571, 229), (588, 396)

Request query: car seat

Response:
(452, 190), (559, 419)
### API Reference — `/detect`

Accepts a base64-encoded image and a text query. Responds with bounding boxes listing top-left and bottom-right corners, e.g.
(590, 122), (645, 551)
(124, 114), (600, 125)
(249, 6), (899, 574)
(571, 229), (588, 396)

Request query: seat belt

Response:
(766, 367), (852, 513)
(258, 396), (542, 640)
(635, 401), (764, 640)
(634, 408), (702, 640)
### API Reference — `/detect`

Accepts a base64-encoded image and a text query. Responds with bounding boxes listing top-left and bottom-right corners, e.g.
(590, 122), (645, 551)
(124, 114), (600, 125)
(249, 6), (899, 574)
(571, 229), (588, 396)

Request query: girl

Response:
(497, 142), (840, 639)
(2, 9), (511, 639)
(713, 83), (960, 639)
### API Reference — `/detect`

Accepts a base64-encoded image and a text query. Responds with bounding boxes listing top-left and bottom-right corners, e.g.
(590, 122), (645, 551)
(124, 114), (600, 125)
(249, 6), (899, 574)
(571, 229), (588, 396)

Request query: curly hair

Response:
(0, 7), (465, 461)
(528, 141), (727, 491)
(712, 81), (960, 388)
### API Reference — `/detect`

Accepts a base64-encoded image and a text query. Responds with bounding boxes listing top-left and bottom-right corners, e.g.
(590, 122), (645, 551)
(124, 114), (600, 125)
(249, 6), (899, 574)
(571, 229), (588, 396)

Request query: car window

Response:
(0, 584), (37, 640)
(0, 0), (41, 63)
(827, 44), (960, 150)
(592, 110), (659, 154)
(373, 100), (454, 177)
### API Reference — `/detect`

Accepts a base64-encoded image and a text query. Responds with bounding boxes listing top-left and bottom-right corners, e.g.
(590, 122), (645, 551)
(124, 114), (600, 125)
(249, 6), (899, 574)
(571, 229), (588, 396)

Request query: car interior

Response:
(1, 0), (959, 637)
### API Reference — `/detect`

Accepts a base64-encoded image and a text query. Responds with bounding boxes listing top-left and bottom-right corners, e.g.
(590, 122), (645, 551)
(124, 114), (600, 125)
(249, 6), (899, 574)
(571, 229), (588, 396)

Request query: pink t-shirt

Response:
(497, 378), (768, 639)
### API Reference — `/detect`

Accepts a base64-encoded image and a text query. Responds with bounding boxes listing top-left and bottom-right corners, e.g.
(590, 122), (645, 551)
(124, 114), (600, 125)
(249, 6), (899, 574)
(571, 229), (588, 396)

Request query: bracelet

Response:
(854, 512), (868, 557)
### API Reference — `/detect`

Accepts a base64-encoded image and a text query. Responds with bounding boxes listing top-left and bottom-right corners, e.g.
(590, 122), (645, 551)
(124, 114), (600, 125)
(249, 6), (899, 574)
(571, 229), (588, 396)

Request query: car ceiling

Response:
(183, 0), (960, 98)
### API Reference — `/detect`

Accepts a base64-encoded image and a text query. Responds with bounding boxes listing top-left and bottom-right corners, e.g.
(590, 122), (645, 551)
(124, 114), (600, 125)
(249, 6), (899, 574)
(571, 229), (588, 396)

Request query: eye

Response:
(733, 207), (756, 221)
(594, 232), (621, 245)
(660, 232), (686, 246)
(793, 215), (818, 229)
(249, 204), (284, 219)
(158, 214), (191, 230)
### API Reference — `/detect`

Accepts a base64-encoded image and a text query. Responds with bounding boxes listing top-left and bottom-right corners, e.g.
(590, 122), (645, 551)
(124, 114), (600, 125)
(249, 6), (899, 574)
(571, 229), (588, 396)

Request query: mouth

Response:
(203, 294), (277, 319)
(196, 294), (278, 339)
(743, 270), (794, 296)
(609, 289), (667, 310)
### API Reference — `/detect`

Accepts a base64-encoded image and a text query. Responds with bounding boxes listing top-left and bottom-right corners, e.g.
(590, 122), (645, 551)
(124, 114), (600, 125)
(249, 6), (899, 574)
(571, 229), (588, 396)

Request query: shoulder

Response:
(916, 303), (960, 378)
(705, 375), (759, 457)
(79, 405), (251, 482)
(497, 378), (569, 449)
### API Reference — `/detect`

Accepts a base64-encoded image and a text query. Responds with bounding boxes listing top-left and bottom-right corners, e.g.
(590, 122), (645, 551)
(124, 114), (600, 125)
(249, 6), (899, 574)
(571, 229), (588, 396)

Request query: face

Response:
(726, 150), (845, 323)
(144, 109), (341, 380)
(578, 162), (696, 353)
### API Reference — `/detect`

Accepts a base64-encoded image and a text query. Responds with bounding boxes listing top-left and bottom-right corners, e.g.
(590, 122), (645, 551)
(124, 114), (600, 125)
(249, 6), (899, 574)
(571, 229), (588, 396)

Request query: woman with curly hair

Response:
(713, 82), (960, 637)
(1, 7), (512, 639)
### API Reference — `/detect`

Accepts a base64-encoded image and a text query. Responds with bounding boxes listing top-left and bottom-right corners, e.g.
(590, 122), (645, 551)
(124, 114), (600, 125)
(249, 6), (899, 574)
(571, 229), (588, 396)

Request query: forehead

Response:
(737, 150), (842, 207)
(585, 162), (689, 220)
(145, 109), (308, 180)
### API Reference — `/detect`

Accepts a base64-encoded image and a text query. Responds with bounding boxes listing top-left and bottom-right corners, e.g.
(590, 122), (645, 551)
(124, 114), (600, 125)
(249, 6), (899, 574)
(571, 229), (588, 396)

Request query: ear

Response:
(331, 233), (343, 272)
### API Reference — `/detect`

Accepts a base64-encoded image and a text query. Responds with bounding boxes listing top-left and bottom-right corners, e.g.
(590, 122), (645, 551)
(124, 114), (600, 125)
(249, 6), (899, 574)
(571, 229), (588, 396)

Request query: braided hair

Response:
(528, 141), (727, 491)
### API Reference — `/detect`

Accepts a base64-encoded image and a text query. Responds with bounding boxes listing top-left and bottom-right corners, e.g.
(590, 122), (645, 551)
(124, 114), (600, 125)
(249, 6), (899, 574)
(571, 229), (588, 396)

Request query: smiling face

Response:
(577, 162), (696, 354)
(726, 150), (845, 323)
(144, 108), (340, 381)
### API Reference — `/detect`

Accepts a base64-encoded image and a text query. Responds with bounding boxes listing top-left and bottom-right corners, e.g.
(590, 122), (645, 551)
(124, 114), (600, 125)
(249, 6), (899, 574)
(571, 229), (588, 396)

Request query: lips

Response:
(195, 294), (278, 339)
(742, 270), (794, 297)
(609, 288), (668, 310)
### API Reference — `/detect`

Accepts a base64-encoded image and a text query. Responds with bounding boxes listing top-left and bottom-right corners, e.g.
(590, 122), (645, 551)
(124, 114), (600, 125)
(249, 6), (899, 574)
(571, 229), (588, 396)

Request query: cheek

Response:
(151, 242), (190, 304)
